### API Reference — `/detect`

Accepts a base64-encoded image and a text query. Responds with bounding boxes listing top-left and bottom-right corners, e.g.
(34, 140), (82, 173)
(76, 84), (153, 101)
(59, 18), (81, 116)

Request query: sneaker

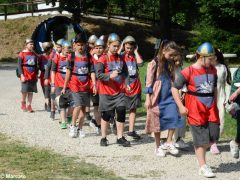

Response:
(155, 147), (166, 157)
(67, 116), (72, 124)
(199, 164), (215, 178)
(79, 129), (86, 138)
(116, 137), (131, 147)
(161, 142), (179, 155)
(210, 143), (220, 155)
(127, 131), (141, 140)
(60, 122), (67, 129)
(44, 103), (47, 111)
(27, 105), (34, 113)
(230, 140), (239, 159)
(175, 139), (190, 149)
(100, 137), (109, 146)
(86, 113), (92, 121)
(69, 125), (78, 138)
(50, 111), (55, 120)
(21, 101), (27, 112)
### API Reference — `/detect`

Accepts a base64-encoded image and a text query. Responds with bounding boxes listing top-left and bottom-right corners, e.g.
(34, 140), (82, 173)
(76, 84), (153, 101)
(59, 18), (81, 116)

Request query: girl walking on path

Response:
(120, 35), (143, 140)
(210, 48), (232, 154)
(96, 33), (130, 147)
(144, 40), (183, 157)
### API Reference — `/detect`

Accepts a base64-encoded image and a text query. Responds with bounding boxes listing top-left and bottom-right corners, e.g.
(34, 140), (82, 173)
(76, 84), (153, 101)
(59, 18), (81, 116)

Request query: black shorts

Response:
(125, 93), (141, 110)
(91, 94), (99, 106)
(71, 92), (90, 107)
(21, 81), (37, 93)
(190, 122), (220, 146)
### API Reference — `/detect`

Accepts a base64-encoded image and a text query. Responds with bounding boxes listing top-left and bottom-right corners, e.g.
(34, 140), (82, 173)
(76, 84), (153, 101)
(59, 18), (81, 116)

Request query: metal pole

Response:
(4, 5), (7, 21)
(31, 0), (34, 16)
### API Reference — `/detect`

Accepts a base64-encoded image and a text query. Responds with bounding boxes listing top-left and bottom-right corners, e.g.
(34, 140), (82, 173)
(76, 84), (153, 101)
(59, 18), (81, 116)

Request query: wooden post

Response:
(4, 5), (7, 21)
(31, 0), (34, 16)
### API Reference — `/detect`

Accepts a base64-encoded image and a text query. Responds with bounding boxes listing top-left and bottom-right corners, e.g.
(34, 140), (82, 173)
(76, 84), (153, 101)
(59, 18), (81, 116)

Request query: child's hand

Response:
(126, 85), (131, 92)
(110, 70), (118, 79)
(229, 91), (239, 102)
(44, 79), (49, 86)
(134, 45), (138, 54)
(179, 105), (188, 116)
(20, 74), (25, 82)
(61, 88), (66, 95)
(145, 96), (152, 109)
(92, 85), (97, 96)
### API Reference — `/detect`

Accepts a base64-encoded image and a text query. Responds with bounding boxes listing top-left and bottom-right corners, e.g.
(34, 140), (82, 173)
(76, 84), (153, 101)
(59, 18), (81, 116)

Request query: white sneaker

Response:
(161, 142), (179, 155)
(230, 140), (239, 158)
(155, 147), (166, 157)
(175, 139), (190, 149)
(199, 164), (215, 178)
(79, 129), (86, 138)
(69, 126), (78, 138)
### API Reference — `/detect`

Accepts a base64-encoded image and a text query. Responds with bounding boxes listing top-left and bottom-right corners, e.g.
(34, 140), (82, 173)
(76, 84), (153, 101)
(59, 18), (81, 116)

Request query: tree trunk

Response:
(159, 0), (171, 39)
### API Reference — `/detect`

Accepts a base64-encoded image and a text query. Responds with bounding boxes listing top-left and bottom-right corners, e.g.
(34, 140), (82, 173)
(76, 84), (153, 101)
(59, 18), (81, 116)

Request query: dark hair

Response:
(156, 40), (180, 81)
(75, 33), (87, 43)
(215, 48), (232, 85)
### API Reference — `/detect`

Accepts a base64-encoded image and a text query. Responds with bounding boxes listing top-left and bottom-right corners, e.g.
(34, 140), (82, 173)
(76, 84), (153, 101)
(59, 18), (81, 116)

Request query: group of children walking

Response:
(17, 34), (240, 178)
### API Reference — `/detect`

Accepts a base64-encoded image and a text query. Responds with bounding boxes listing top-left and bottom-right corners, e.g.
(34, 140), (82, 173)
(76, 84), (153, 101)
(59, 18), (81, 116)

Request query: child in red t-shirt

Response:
(172, 42), (220, 178)
(63, 33), (96, 138)
(38, 42), (53, 112)
(119, 35), (143, 140)
(18, 38), (38, 112)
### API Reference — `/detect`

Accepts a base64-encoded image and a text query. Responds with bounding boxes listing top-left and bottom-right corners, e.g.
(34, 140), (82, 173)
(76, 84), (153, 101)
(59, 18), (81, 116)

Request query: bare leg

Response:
(27, 92), (33, 105)
(166, 129), (175, 143)
(154, 132), (161, 148)
(72, 107), (81, 126)
(116, 121), (124, 139)
(129, 109), (136, 132)
(101, 119), (109, 138)
(78, 106), (86, 129)
(93, 106), (101, 125)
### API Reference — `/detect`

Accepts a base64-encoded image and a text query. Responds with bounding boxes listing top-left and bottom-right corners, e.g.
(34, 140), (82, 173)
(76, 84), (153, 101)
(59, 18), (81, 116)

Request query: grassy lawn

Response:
(137, 60), (237, 139)
(0, 134), (122, 180)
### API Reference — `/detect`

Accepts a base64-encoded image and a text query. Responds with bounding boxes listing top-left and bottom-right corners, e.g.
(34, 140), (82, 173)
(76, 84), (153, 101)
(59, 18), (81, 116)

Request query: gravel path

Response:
(0, 67), (239, 180)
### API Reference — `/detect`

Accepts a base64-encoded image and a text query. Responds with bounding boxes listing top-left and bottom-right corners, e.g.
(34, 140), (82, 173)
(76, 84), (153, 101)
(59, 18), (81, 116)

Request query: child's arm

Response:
(134, 45), (143, 66)
(62, 68), (71, 94)
(172, 87), (188, 115)
(229, 87), (240, 102)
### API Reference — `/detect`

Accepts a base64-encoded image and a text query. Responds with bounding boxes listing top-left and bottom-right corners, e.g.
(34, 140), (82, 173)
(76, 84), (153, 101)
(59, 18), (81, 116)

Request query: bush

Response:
(189, 24), (240, 56)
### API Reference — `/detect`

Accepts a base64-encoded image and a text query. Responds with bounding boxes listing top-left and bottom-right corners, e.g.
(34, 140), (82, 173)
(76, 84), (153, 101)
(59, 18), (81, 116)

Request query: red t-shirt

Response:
(53, 53), (68, 88)
(97, 54), (126, 96)
(181, 65), (219, 125)
(18, 51), (38, 81)
(67, 53), (91, 93)
(38, 54), (50, 85)
(122, 53), (141, 96)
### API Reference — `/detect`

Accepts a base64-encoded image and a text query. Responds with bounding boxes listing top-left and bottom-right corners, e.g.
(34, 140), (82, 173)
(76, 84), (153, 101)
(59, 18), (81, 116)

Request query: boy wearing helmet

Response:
(39, 42), (53, 112)
(51, 40), (72, 129)
(119, 35), (143, 140)
(88, 38), (105, 134)
(172, 42), (220, 178)
(18, 38), (39, 112)
(44, 38), (64, 119)
(62, 33), (96, 138)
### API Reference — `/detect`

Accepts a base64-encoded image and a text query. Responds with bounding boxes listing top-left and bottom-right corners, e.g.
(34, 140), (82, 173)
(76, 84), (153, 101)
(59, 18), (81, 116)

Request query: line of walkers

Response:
(17, 33), (240, 178)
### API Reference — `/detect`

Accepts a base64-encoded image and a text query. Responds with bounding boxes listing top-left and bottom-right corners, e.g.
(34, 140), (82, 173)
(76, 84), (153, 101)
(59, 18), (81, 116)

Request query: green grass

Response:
(0, 134), (122, 180)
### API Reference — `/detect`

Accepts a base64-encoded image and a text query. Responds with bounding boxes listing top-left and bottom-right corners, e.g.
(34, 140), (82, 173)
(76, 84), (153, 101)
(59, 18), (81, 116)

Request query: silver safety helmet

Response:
(94, 39), (105, 47)
(108, 33), (120, 43)
(25, 38), (33, 44)
(123, 35), (136, 44)
(56, 38), (65, 46)
(88, 35), (98, 44)
(62, 40), (71, 48)
(42, 42), (53, 50)
(99, 35), (105, 41)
